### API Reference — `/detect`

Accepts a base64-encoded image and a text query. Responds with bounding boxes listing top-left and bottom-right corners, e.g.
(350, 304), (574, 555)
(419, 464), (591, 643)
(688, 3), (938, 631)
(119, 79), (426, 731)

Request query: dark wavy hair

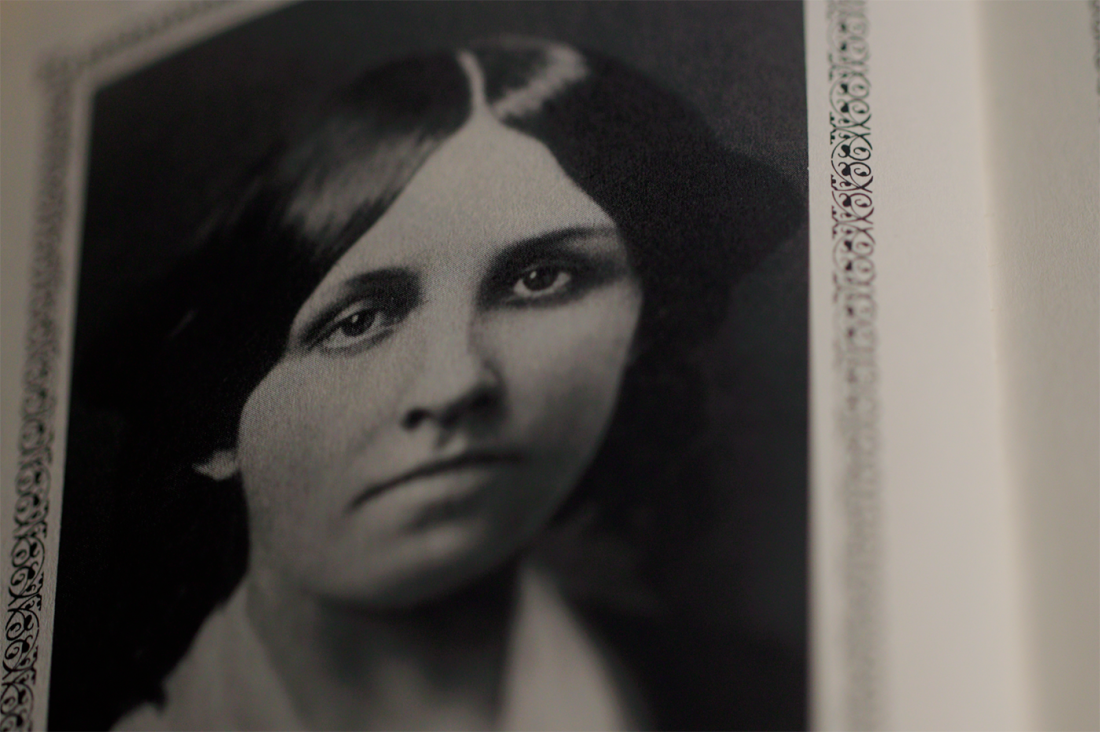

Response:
(80, 37), (801, 726)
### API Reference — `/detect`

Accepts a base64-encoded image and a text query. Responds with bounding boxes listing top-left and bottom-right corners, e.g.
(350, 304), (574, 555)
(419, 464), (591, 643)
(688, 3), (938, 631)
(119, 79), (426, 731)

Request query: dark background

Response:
(51, 2), (807, 729)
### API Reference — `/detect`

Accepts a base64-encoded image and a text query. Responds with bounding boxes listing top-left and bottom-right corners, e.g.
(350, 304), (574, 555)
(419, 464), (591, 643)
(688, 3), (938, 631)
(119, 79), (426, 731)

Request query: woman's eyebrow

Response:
(494, 225), (620, 262)
(330, 268), (415, 297)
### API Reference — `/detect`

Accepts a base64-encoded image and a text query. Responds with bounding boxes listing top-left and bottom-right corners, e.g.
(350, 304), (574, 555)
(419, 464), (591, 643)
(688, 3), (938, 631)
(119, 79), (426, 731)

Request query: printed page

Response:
(1, 2), (1093, 730)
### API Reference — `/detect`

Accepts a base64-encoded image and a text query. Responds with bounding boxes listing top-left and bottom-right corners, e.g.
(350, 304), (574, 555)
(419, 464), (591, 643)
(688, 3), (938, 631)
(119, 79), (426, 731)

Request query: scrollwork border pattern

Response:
(2, 4), (229, 729)
(827, 1), (881, 729)
(1, 67), (67, 732)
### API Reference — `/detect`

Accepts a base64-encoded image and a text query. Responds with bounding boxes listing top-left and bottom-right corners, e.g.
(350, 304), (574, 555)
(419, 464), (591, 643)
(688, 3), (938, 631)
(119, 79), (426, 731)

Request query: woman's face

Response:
(216, 113), (643, 607)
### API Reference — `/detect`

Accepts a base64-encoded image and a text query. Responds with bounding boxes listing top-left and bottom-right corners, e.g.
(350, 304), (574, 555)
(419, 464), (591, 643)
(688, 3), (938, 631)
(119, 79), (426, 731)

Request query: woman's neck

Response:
(243, 563), (518, 730)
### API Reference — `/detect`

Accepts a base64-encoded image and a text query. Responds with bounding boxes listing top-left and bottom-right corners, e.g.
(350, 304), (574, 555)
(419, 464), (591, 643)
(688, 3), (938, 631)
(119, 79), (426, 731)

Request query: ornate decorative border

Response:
(2, 5), (230, 729)
(827, 2), (880, 729)
(1, 64), (69, 732)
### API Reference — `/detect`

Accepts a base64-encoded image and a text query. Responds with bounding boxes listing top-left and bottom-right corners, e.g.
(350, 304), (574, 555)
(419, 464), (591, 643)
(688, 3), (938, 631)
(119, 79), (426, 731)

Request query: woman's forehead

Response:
(311, 112), (615, 286)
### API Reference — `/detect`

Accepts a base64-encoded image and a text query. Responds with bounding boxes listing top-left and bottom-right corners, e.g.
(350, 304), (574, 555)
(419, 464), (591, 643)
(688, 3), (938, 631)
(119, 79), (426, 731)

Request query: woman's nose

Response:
(400, 314), (502, 433)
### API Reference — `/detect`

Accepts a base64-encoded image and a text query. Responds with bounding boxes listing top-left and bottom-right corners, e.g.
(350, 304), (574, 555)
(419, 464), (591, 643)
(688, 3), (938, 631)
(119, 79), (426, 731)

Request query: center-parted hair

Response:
(80, 37), (801, 721)
(91, 37), (795, 458)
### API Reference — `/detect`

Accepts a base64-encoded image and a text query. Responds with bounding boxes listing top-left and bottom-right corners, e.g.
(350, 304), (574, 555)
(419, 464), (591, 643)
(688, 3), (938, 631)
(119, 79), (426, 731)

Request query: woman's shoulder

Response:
(110, 585), (301, 731)
(112, 566), (642, 731)
(112, 702), (168, 731)
(109, 593), (234, 731)
(501, 563), (647, 730)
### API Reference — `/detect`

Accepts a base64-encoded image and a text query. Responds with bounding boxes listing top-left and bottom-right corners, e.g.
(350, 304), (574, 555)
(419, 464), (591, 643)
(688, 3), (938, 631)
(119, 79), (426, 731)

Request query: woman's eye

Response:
(512, 266), (572, 299)
(317, 306), (395, 351)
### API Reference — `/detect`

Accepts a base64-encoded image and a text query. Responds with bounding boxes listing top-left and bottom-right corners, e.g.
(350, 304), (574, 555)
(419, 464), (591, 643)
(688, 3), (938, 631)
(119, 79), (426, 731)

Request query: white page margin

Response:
(807, 2), (1030, 729)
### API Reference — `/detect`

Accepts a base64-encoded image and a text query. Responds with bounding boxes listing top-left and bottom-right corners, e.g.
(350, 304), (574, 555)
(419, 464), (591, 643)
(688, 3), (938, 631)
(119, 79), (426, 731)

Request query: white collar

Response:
(115, 564), (636, 730)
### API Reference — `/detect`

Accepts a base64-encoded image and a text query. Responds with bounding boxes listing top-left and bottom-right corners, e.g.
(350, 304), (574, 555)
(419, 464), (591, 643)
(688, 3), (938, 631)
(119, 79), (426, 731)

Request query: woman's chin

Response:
(306, 519), (522, 611)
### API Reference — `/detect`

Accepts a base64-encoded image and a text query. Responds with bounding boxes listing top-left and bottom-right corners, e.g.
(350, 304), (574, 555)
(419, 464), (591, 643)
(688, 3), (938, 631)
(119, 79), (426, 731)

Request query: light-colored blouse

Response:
(114, 564), (637, 730)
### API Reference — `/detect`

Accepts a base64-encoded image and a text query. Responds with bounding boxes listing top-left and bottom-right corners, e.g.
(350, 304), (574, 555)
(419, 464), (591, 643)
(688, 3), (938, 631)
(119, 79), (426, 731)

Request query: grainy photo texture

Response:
(48, 2), (808, 729)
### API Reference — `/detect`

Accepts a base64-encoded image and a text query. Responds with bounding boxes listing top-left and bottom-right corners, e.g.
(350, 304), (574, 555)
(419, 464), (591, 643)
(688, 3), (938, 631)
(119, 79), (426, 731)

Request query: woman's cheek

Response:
(234, 354), (401, 557)
(496, 284), (641, 458)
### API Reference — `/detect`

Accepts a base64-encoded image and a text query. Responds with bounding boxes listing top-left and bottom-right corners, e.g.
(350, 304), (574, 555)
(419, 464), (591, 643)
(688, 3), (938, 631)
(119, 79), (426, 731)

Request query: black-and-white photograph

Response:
(47, 2), (808, 729)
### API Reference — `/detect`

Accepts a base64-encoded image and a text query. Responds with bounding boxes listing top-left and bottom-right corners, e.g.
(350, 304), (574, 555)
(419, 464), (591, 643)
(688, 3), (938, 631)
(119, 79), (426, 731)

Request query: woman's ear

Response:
(193, 449), (240, 481)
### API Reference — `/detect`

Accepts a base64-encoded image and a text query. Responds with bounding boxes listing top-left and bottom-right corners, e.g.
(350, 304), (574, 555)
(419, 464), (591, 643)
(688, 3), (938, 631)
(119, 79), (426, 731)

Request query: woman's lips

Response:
(347, 452), (524, 511)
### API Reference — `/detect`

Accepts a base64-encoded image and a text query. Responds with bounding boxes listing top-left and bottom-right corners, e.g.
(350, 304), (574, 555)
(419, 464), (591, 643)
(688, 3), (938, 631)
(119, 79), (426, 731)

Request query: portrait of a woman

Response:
(49, 5), (808, 731)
